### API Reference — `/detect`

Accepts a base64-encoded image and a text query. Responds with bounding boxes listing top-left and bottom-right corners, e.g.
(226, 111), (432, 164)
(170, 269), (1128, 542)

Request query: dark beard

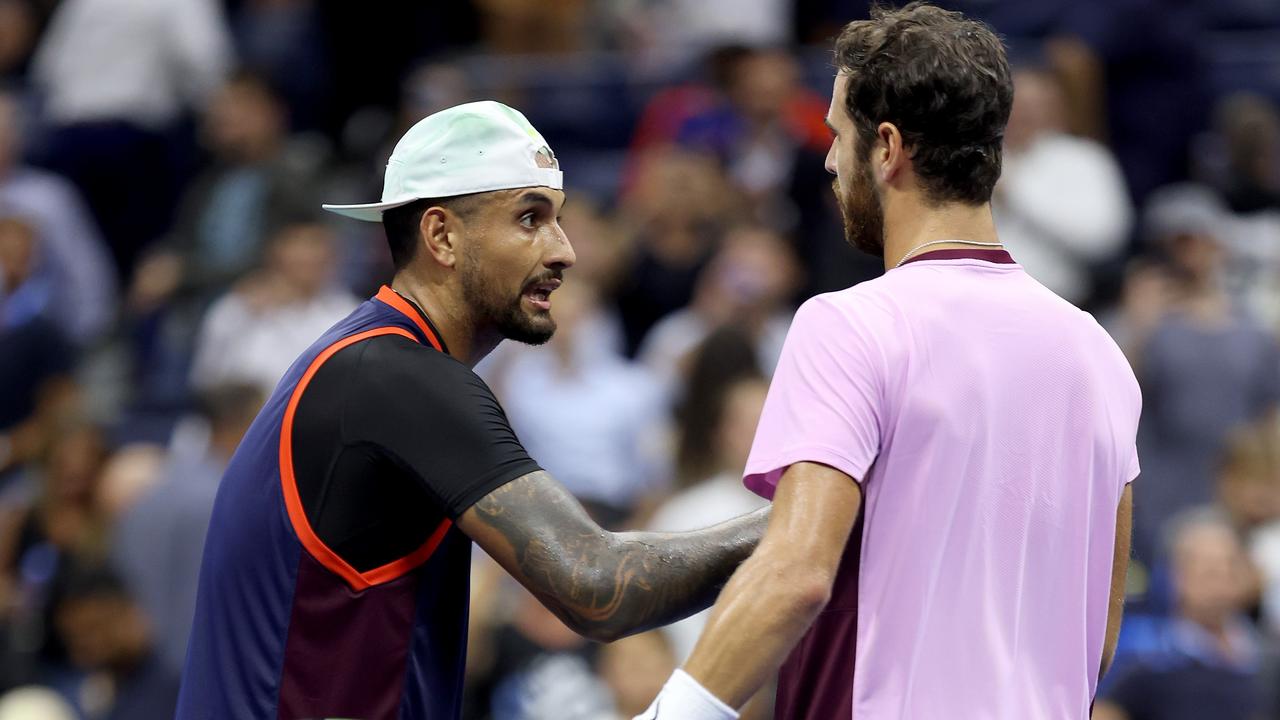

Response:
(834, 162), (885, 258)
(459, 257), (557, 346)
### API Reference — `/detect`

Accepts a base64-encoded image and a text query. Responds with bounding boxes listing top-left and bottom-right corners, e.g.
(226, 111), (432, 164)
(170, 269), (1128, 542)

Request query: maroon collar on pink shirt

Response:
(900, 248), (1015, 266)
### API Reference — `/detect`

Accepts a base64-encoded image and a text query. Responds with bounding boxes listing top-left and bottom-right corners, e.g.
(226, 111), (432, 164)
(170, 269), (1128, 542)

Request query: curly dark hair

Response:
(834, 2), (1013, 206)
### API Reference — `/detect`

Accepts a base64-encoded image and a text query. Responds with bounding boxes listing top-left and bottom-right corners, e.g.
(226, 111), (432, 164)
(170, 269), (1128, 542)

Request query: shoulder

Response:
(342, 332), (493, 400)
(342, 331), (472, 376)
(1080, 310), (1142, 402)
(789, 285), (899, 346)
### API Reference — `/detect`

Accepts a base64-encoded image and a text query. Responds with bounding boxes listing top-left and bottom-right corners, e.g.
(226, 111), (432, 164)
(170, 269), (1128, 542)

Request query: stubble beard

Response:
(835, 160), (886, 259)
(459, 252), (557, 347)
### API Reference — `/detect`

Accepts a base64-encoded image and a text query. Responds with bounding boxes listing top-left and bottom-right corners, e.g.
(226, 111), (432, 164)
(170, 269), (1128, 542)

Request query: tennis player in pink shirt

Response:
(638, 3), (1141, 719)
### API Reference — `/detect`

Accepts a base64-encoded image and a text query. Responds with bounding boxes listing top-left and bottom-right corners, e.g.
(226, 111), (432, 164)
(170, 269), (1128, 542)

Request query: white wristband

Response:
(634, 669), (738, 720)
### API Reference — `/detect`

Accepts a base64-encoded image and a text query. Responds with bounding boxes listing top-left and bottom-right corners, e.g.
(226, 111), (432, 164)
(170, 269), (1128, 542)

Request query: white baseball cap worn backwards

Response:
(322, 100), (563, 223)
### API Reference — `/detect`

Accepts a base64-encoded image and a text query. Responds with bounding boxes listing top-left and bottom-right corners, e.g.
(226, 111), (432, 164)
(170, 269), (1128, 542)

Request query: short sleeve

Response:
(743, 296), (885, 499)
(345, 336), (542, 518)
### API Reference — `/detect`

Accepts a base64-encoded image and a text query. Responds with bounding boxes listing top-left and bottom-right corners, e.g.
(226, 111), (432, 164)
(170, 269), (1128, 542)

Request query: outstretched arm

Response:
(457, 471), (769, 643)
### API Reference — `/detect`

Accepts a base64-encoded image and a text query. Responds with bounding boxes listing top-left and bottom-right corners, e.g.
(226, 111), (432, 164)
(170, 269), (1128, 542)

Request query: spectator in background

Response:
(472, 586), (617, 720)
(614, 146), (733, 354)
(649, 372), (770, 658)
(680, 47), (829, 228)
(0, 216), (77, 491)
(646, 328), (773, 717)
(666, 326), (766, 487)
(1209, 92), (1280, 215)
(1216, 421), (1280, 634)
(167, 70), (327, 300)
(229, 0), (328, 131)
(677, 47), (829, 231)
(485, 281), (666, 527)
(0, 0), (38, 81)
(556, 194), (629, 311)
(625, 45), (749, 170)
(615, 0), (792, 69)
(597, 632), (676, 719)
(994, 67), (1131, 306)
(638, 226), (797, 395)
(1045, 0), (1209, 205)
(0, 89), (117, 344)
(1106, 185), (1280, 561)
(1094, 509), (1264, 720)
(29, 0), (233, 275)
(111, 382), (263, 675)
(189, 221), (357, 395)
(0, 423), (106, 688)
(50, 560), (179, 720)
(474, 0), (589, 55)
(1194, 94), (1280, 330)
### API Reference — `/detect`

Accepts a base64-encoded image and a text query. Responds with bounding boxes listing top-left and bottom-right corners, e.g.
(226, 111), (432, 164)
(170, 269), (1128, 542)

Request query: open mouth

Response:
(522, 278), (561, 311)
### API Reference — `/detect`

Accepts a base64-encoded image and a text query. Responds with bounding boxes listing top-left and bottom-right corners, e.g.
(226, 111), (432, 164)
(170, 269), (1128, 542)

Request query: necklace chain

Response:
(893, 239), (1005, 269)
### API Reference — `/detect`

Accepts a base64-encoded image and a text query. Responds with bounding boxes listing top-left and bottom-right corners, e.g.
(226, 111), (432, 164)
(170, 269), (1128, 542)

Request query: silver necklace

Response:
(894, 239), (1004, 269)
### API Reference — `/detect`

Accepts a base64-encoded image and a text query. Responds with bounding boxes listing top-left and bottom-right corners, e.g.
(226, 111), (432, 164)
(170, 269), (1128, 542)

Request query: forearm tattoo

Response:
(470, 471), (768, 641)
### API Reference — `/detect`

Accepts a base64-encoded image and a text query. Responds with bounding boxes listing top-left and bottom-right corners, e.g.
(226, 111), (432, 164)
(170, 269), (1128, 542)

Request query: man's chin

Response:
(501, 315), (556, 346)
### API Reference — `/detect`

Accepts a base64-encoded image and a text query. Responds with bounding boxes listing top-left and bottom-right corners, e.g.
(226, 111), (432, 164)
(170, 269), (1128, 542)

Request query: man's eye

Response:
(520, 212), (536, 228)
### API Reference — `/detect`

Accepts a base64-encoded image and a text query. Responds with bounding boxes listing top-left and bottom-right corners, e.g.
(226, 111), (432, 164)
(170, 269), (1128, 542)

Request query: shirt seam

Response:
(748, 444), (872, 484)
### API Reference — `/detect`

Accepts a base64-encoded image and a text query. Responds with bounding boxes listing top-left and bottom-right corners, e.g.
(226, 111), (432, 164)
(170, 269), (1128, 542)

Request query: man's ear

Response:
(877, 122), (907, 183)
(420, 206), (458, 268)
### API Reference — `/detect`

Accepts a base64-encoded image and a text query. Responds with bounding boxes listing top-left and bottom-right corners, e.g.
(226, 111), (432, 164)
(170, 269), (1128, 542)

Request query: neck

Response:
(391, 272), (499, 367)
(882, 198), (1000, 271)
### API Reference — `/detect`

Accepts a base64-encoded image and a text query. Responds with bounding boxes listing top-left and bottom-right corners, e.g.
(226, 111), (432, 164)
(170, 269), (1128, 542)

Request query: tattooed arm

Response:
(456, 471), (770, 643)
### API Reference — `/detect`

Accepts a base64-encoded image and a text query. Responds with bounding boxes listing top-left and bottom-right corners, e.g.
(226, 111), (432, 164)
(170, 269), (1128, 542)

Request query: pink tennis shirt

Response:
(744, 249), (1141, 720)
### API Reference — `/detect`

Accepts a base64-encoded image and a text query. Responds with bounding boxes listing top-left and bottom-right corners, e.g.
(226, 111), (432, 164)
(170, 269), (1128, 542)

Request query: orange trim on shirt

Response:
(279, 326), (452, 592)
(375, 285), (444, 352)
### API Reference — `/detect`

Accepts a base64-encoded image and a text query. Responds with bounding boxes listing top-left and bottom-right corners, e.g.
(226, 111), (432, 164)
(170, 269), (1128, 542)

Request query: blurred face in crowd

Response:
(556, 200), (623, 287)
(449, 188), (575, 346)
(1004, 69), (1067, 152)
(1218, 428), (1280, 529)
(729, 50), (799, 125)
(46, 425), (105, 506)
(267, 223), (338, 298)
(699, 228), (798, 320)
(57, 594), (150, 672)
(1221, 466), (1280, 529)
(1167, 231), (1224, 286)
(204, 76), (285, 162)
(1218, 93), (1280, 189)
(0, 216), (36, 291)
(825, 73), (886, 258)
(629, 147), (730, 231)
(1173, 520), (1252, 630)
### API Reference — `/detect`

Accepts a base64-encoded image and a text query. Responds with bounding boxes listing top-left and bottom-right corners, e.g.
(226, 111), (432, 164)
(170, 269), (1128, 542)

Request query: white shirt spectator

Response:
(190, 288), (357, 395)
(995, 132), (1132, 304)
(617, 0), (791, 66)
(495, 345), (668, 511)
(32, 0), (233, 128)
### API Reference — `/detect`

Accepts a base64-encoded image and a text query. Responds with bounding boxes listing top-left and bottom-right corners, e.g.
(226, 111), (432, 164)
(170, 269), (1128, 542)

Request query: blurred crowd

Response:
(0, 0), (1279, 718)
